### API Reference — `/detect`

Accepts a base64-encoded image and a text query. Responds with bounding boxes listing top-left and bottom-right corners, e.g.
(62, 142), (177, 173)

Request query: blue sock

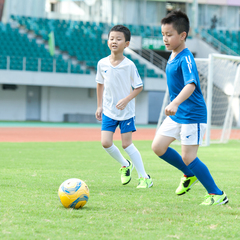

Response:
(159, 147), (194, 177)
(188, 157), (222, 195)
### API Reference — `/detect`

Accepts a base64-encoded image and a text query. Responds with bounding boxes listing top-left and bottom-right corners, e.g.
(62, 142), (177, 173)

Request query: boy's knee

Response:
(101, 140), (112, 149)
(182, 154), (194, 166)
(122, 142), (131, 149)
(152, 142), (165, 156)
(181, 146), (198, 165)
(151, 142), (157, 153)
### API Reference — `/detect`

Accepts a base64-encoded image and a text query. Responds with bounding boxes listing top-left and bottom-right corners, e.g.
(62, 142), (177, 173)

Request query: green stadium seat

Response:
(225, 38), (232, 48)
(231, 31), (237, 41)
(7, 16), (164, 76)
(26, 65), (38, 71)
(71, 64), (83, 74)
(0, 56), (7, 69)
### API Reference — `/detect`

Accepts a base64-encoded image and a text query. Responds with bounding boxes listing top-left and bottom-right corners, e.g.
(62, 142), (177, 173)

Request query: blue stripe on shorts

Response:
(197, 123), (200, 145)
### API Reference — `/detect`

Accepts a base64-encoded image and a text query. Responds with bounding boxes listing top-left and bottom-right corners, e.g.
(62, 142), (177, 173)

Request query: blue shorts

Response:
(101, 114), (136, 134)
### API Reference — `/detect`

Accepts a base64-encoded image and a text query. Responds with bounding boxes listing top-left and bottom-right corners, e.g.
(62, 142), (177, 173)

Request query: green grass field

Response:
(1, 140), (240, 239)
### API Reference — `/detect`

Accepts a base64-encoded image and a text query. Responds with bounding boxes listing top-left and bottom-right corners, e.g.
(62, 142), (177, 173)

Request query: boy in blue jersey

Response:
(152, 10), (228, 205)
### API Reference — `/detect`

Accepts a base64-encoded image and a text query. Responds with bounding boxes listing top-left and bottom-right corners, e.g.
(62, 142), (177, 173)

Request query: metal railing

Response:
(133, 48), (167, 72)
(0, 54), (164, 78)
(0, 56), (75, 73)
(200, 30), (239, 56)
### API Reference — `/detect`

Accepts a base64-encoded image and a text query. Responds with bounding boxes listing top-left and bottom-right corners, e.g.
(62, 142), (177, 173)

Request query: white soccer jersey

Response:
(96, 56), (143, 121)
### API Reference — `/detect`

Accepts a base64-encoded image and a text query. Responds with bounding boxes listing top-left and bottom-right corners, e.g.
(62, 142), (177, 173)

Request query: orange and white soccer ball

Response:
(58, 178), (90, 209)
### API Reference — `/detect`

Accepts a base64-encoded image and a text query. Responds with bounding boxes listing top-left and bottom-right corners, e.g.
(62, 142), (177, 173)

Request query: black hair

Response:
(108, 25), (131, 42)
(161, 10), (190, 39)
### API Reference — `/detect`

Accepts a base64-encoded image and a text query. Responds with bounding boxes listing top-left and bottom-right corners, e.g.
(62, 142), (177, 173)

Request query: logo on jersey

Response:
(185, 56), (192, 73)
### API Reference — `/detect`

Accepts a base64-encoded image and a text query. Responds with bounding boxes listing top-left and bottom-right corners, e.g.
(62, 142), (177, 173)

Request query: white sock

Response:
(104, 144), (129, 167)
(124, 143), (148, 178)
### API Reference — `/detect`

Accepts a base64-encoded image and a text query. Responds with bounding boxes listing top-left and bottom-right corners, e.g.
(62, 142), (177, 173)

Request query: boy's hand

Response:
(95, 107), (103, 121)
(165, 102), (179, 116)
(116, 98), (129, 110)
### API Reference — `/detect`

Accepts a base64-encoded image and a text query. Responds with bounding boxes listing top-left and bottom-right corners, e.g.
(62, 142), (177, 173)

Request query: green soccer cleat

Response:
(119, 160), (134, 185)
(175, 175), (198, 195)
(200, 192), (229, 206)
(137, 175), (153, 188)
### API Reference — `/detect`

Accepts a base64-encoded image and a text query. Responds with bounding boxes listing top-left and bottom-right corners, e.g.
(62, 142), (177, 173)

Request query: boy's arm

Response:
(165, 83), (195, 116)
(95, 83), (104, 120)
(116, 86), (143, 110)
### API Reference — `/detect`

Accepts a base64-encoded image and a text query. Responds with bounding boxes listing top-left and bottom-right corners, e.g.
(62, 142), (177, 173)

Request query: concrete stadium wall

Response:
(0, 70), (161, 124)
(0, 85), (26, 121)
(0, 84), (150, 124)
(40, 86), (97, 122)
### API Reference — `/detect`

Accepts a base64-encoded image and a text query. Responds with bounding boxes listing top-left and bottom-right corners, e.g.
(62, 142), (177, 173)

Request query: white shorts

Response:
(157, 117), (207, 145)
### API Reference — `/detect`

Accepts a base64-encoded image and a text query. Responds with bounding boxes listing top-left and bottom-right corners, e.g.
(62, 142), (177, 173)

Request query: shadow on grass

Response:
(58, 205), (98, 212)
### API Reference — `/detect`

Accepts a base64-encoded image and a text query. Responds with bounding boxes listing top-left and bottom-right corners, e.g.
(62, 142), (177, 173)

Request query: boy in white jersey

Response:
(95, 25), (153, 188)
(152, 10), (228, 205)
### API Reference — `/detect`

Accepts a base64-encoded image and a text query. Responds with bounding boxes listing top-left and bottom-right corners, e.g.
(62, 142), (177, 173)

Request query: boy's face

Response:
(161, 23), (186, 52)
(108, 31), (129, 54)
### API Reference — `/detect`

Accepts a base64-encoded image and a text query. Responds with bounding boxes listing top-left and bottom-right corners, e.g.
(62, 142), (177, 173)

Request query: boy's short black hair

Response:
(108, 25), (131, 42)
(161, 10), (189, 39)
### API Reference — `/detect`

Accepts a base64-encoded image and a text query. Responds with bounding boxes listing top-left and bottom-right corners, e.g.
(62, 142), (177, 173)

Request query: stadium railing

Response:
(133, 48), (167, 73)
(200, 29), (239, 56)
(0, 55), (90, 74)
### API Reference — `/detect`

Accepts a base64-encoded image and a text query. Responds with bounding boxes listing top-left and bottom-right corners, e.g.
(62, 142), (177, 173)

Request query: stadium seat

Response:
(203, 28), (240, 54)
(0, 56), (7, 69)
(7, 16), (162, 76)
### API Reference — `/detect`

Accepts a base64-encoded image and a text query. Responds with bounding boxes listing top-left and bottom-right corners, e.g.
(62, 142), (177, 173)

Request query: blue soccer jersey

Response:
(166, 48), (207, 124)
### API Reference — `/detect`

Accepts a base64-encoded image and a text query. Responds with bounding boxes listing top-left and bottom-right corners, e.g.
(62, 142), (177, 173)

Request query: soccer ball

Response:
(58, 178), (90, 209)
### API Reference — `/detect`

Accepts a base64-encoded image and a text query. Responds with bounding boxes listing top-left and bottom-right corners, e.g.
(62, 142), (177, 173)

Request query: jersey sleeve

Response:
(181, 55), (198, 86)
(96, 61), (104, 84)
(130, 63), (143, 89)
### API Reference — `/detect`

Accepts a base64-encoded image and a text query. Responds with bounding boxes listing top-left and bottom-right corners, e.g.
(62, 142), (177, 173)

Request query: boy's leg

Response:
(101, 114), (132, 185)
(119, 117), (153, 188)
(182, 144), (222, 195)
(180, 123), (228, 204)
(120, 118), (152, 188)
(101, 114), (133, 185)
(101, 114), (129, 167)
(152, 133), (195, 178)
(182, 145), (228, 205)
(152, 134), (196, 195)
(102, 131), (133, 185)
(122, 133), (153, 188)
(101, 131), (129, 167)
(122, 132), (148, 178)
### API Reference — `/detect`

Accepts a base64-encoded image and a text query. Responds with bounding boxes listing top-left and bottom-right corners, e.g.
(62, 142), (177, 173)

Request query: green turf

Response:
(1, 140), (240, 239)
